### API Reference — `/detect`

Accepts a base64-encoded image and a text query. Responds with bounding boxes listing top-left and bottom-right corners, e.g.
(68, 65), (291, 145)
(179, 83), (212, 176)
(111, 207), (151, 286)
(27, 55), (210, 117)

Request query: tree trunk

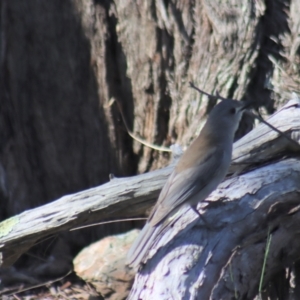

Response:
(0, 0), (139, 252)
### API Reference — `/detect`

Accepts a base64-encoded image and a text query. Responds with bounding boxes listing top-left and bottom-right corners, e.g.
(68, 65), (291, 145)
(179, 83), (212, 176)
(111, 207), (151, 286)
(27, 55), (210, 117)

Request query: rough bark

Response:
(114, 0), (297, 171)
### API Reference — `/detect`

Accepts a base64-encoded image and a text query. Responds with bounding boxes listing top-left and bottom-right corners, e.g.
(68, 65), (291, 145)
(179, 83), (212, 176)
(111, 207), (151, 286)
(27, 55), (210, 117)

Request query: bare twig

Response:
(189, 81), (228, 101)
(251, 110), (300, 149)
(70, 217), (147, 231)
(113, 97), (172, 152)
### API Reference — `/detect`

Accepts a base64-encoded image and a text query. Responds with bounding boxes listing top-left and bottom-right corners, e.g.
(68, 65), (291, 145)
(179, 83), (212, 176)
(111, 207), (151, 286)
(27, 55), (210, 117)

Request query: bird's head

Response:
(204, 99), (250, 141)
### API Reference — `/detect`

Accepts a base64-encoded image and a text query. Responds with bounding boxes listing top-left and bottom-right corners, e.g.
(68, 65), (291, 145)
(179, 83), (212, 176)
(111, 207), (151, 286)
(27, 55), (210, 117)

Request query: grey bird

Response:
(126, 99), (248, 269)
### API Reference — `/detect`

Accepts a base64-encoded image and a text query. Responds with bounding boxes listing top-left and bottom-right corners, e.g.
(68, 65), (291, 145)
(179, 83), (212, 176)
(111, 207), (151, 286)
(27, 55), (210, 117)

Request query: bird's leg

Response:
(191, 206), (214, 230)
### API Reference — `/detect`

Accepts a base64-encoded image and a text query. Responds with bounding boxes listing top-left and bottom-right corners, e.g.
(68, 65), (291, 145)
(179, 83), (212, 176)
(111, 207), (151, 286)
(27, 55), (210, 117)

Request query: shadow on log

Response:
(1, 98), (300, 299)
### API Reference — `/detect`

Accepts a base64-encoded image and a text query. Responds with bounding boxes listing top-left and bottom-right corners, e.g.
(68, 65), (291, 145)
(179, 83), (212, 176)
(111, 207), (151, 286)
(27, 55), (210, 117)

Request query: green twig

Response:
(259, 228), (272, 294)
(229, 262), (238, 299)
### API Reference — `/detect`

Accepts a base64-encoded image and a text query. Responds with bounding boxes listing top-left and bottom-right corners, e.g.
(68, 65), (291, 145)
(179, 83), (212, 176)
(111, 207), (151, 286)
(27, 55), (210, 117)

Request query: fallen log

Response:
(0, 98), (299, 299)
(128, 98), (300, 299)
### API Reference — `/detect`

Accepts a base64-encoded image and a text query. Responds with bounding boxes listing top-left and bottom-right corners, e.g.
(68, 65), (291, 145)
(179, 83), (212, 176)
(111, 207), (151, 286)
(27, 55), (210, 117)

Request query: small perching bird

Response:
(126, 99), (249, 269)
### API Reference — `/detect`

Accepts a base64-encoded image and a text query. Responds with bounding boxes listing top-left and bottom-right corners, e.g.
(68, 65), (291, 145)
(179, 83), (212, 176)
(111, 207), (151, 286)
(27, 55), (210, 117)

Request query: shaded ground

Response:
(1, 273), (102, 300)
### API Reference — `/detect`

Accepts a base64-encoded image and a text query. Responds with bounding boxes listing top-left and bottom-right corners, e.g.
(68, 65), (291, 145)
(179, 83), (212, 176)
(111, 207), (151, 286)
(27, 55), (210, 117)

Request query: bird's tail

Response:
(126, 222), (161, 269)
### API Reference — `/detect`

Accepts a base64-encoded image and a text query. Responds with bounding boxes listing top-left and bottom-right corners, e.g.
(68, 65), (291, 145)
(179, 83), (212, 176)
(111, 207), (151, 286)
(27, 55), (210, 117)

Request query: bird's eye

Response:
(230, 108), (236, 114)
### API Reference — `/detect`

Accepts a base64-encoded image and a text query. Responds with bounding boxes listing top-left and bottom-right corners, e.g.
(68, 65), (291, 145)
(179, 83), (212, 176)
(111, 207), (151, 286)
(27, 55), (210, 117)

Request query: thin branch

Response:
(113, 97), (172, 152)
(253, 110), (300, 148)
(189, 81), (228, 101)
(70, 217), (147, 231)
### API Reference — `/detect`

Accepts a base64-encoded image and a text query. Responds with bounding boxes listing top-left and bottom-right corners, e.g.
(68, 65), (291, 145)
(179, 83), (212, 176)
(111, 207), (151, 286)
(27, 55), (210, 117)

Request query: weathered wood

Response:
(128, 98), (300, 299)
(0, 165), (171, 267)
(129, 159), (300, 299)
(0, 99), (299, 273)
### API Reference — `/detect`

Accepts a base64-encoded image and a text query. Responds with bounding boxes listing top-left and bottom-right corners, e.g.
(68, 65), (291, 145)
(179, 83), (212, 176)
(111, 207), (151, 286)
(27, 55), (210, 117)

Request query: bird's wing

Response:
(149, 146), (223, 226)
(126, 222), (161, 268)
